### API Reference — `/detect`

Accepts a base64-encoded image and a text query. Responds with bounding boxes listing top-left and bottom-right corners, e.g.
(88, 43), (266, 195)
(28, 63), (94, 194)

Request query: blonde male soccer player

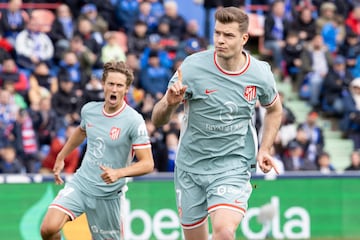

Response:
(152, 7), (283, 240)
(40, 61), (154, 240)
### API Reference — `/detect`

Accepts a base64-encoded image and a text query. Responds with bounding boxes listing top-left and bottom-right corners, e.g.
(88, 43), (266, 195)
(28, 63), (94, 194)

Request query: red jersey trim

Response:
(208, 203), (246, 215)
(132, 142), (151, 149)
(214, 51), (251, 76)
(262, 93), (279, 108)
(181, 216), (207, 229)
(49, 204), (76, 220)
(102, 102), (127, 117)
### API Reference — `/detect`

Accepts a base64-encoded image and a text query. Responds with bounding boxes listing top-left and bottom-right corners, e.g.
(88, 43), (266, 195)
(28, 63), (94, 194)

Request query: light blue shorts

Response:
(174, 167), (252, 229)
(50, 183), (123, 240)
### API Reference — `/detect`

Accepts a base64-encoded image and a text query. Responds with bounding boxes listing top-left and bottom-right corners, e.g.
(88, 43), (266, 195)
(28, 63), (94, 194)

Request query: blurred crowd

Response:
(0, 0), (359, 175)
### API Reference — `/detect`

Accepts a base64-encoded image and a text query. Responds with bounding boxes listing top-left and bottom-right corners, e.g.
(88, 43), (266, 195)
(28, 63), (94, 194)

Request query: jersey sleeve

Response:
(79, 102), (91, 130)
(129, 113), (151, 150)
(257, 62), (279, 108)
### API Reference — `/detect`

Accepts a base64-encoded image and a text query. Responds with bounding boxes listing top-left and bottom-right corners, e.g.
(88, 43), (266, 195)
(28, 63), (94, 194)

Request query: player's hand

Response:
(166, 68), (187, 106)
(53, 160), (65, 185)
(100, 165), (119, 184)
(257, 150), (279, 175)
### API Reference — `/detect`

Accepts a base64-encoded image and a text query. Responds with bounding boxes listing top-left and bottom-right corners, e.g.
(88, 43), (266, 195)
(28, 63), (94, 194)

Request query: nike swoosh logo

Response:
(235, 199), (242, 204)
(205, 89), (217, 94)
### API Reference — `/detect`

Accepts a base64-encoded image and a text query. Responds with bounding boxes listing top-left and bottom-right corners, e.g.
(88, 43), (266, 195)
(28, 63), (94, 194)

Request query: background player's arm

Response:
(257, 97), (283, 173)
(100, 148), (154, 184)
(53, 126), (86, 184)
(151, 69), (187, 127)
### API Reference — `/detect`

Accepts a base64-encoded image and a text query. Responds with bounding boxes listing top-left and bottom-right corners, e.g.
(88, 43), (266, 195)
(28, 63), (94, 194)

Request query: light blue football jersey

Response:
(170, 49), (278, 174)
(70, 102), (151, 198)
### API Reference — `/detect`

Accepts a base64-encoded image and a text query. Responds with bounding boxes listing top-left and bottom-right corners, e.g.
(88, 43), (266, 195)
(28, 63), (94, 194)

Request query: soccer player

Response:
(40, 61), (154, 240)
(151, 7), (283, 240)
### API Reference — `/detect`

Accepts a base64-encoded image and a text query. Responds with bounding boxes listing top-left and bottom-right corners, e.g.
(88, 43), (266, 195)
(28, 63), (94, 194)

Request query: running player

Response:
(40, 61), (154, 240)
(152, 7), (283, 240)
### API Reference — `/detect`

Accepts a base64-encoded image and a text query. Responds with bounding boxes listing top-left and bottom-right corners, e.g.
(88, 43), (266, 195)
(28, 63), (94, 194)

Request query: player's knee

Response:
(212, 227), (235, 240)
(40, 221), (61, 239)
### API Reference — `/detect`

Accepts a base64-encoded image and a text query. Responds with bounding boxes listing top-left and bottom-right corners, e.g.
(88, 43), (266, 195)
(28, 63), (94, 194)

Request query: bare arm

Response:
(151, 69), (187, 127)
(100, 147), (155, 184)
(257, 96), (283, 174)
(53, 126), (86, 184)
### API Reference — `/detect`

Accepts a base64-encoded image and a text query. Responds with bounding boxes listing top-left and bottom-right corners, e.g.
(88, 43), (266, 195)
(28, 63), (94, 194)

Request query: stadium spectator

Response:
(338, 31), (360, 72)
(51, 71), (82, 129)
(0, 33), (12, 63)
(282, 31), (304, 84)
(74, 18), (103, 69)
(27, 62), (57, 108)
(101, 31), (127, 63)
(298, 34), (332, 108)
(81, 73), (104, 105)
(317, 151), (336, 174)
(127, 20), (150, 58)
(291, 6), (316, 43)
(263, 0), (291, 76)
(344, 150), (360, 171)
(125, 51), (141, 87)
(345, 4), (360, 36)
(176, 38), (204, 60)
(39, 123), (80, 174)
(138, 1), (159, 34)
(340, 77), (360, 149)
(156, 18), (179, 60)
(298, 111), (325, 164)
(158, 0), (187, 40)
(140, 33), (173, 69)
(10, 108), (41, 173)
(78, 3), (109, 36)
(0, 58), (28, 96)
(165, 130), (178, 172)
(68, 35), (97, 79)
(282, 140), (317, 171)
(58, 51), (89, 91)
(0, 0), (29, 46)
(28, 95), (58, 154)
(48, 3), (77, 63)
(182, 19), (208, 50)
(0, 143), (25, 174)
(145, 116), (168, 172)
(15, 15), (54, 72)
(321, 55), (353, 116)
(0, 89), (18, 148)
(115, 0), (140, 34)
(321, 15), (345, 54)
(140, 50), (172, 99)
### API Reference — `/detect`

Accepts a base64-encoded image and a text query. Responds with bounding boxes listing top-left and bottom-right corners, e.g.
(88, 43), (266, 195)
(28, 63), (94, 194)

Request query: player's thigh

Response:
(86, 196), (122, 240)
(207, 169), (252, 226)
(41, 207), (71, 232)
(209, 208), (244, 232)
(174, 167), (208, 226)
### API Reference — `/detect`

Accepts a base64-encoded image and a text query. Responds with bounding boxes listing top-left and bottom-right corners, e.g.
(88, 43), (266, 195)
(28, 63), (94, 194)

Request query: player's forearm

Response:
(117, 159), (154, 178)
(259, 100), (283, 152)
(151, 97), (179, 127)
(57, 127), (86, 160)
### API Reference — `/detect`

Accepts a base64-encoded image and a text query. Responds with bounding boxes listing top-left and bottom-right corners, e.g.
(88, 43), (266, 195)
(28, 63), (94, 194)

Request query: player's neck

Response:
(103, 100), (126, 115)
(216, 51), (247, 72)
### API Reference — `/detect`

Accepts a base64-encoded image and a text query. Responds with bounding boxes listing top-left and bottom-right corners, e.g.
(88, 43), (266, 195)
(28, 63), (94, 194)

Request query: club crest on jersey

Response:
(109, 127), (121, 140)
(244, 86), (256, 102)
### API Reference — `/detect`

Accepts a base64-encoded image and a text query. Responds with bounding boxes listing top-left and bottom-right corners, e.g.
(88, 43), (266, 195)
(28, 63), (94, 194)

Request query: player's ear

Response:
(242, 33), (249, 45)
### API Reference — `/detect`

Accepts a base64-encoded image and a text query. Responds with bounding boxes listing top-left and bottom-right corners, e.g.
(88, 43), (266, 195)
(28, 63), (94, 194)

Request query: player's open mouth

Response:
(110, 94), (117, 103)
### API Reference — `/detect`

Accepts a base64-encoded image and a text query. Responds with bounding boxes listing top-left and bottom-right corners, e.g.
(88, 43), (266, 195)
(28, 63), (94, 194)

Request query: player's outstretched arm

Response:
(151, 69), (187, 127)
